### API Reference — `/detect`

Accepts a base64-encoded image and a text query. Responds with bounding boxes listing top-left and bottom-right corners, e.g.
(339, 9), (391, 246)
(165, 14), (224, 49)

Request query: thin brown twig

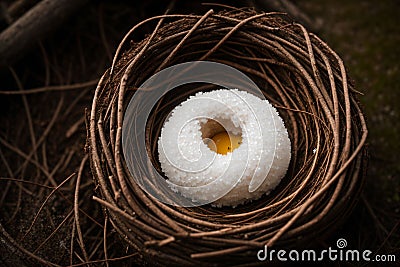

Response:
(68, 252), (138, 267)
(66, 116), (86, 138)
(23, 173), (76, 239)
(33, 209), (74, 254)
(0, 177), (54, 189)
(13, 95), (64, 184)
(9, 68), (40, 170)
(70, 219), (76, 266)
(74, 155), (90, 264)
(0, 79), (98, 95)
(103, 214), (109, 267)
(39, 42), (51, 86)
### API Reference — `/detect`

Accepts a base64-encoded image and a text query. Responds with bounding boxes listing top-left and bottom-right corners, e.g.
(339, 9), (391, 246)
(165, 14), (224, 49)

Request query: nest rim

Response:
(88, 8), (368, 266)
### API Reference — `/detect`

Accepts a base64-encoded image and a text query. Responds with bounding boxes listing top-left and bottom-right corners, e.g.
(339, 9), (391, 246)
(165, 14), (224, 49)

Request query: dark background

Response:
(0, 0), (398, 266)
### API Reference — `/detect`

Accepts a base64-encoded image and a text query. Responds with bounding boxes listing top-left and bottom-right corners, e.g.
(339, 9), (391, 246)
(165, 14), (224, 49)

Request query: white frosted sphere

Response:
(158, 89), (291, 207)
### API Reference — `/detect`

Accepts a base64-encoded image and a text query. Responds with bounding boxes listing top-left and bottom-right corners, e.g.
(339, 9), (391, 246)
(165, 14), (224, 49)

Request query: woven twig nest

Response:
(88, 9), (368, 266)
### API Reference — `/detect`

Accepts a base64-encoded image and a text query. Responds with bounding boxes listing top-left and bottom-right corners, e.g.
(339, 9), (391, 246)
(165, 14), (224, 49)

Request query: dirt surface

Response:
(0, 0), (399, 266)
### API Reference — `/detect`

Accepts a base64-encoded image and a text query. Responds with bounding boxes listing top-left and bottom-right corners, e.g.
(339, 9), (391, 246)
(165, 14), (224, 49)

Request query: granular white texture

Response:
(158, 89), (291, 207)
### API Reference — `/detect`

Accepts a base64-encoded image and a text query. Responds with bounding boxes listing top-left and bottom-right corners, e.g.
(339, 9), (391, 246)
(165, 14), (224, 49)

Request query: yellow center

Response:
(207, 131), (242, 155)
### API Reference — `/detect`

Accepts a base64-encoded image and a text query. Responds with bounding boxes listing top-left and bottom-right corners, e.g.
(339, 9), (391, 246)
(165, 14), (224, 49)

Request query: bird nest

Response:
(88, 8), (368, 266)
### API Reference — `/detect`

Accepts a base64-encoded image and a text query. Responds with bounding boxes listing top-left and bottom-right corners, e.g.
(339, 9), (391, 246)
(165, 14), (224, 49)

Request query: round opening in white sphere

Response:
(158, 89), (291, 207)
